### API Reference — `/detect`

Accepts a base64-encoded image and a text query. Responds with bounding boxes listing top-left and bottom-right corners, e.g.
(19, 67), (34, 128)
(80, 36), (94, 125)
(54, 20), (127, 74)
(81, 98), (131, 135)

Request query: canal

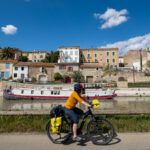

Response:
(0, 96), (150, 114)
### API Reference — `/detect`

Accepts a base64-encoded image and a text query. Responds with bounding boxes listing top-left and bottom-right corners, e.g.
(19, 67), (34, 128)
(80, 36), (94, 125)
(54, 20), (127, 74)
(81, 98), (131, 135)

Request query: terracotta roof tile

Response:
(14, 62), (55, 67)
(0, 60), (18, 63)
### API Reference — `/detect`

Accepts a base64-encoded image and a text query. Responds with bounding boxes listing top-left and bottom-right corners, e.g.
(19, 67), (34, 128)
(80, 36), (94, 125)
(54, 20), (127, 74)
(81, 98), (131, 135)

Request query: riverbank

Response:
(0, 115), (150, 133)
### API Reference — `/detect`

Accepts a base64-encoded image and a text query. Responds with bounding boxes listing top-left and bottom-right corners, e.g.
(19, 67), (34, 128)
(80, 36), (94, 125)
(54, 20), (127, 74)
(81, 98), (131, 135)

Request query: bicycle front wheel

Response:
(46, 117), (72, 144)
(87, 116), (114, 145)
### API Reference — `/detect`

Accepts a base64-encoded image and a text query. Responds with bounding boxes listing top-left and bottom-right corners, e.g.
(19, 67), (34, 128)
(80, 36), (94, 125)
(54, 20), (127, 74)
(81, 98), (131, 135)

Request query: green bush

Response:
(54, 72), (63, 81)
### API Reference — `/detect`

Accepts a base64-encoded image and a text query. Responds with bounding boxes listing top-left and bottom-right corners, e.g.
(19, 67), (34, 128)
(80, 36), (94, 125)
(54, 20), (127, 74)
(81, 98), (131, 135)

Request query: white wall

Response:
(58, 47), (80, 63)
(13, 66), (28, 80)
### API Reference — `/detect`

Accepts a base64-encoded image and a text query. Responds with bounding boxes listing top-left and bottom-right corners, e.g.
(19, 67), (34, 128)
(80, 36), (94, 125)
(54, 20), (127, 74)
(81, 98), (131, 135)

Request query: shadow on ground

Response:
(62, 134), (121, 146)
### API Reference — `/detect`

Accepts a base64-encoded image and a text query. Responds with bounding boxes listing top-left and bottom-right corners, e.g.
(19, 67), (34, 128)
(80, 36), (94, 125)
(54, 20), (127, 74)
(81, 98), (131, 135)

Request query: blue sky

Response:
(0, 0), (150, 54)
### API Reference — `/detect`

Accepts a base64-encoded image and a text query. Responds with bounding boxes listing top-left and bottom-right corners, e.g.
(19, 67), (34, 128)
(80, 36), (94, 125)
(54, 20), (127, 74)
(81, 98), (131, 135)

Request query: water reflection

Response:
(0, 96), (150, 113)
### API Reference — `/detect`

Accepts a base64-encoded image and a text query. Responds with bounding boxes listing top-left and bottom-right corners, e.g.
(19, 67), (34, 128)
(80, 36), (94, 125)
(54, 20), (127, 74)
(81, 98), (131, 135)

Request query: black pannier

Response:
(50, 105), (64, 117)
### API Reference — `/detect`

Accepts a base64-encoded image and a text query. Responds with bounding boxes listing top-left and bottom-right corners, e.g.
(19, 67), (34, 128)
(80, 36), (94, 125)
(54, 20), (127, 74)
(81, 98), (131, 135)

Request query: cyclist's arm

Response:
(81, 100), (91, 107)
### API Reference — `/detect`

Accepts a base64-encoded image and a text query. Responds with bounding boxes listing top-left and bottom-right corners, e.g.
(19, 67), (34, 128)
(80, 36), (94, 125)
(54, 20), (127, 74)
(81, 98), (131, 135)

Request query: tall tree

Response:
(1, 47), (15, 60)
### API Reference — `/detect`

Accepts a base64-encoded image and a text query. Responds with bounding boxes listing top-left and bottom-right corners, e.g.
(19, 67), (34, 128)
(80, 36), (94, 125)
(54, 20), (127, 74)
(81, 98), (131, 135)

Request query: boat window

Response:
(54, 91), (57, 95)
(21, 90), (24, 94)
(31, 90), (34, 94)
(58, 91), (60, 95)
(51, 91), (53, 95)
(41, 91), (44, 95)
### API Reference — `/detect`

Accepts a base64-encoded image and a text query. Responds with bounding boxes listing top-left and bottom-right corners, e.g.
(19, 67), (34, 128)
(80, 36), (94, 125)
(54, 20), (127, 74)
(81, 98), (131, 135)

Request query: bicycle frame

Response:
(77, 108), (95, 135)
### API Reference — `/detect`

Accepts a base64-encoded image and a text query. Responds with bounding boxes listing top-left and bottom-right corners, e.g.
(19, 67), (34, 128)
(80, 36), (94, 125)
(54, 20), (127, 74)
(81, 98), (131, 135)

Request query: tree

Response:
(41, 50), (59, 63)
(1, 47), (15, 60)
(71, 71), (84, 83)
(18, 56), (28, 62)
(147, 60), (150, 67)
(54, 72), (63, 81)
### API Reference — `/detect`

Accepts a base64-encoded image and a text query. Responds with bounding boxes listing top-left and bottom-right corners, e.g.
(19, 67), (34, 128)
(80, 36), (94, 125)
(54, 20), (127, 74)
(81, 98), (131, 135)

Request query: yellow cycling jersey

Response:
(64, 91), (84, 109)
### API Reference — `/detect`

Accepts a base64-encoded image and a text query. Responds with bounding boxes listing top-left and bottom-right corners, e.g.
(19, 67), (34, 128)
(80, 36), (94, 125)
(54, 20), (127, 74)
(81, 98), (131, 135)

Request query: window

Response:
(51, 91), (53, 95)
(34, 56), (36, 59)
(21, 67), (24, 71)
(88, 59), (90, 63)
(41, 91), (44, 95)
(95, 59), (98, 62)
(65, 58), (68, 62)
(112, 58), (115, 63)
(21, 90), (24, 94)
(41, 67), (45, 73)
(75, 57), (78, 62)
(94, 54), (97, 57)
(68, 66), (73, 72)
(6, 63), (10, 69)
(100, 59), (102, 62)
(21, 74), (24, 79)
(107, 59), (109, 63)
(75, 51), (78, 55)
(15, 67), (18, 70)
(5, 72), (9, 78)
(88, 54), (90, 58)
(100, 53), (103, 56)
(14, 73), (17, 78)
(65, 51), (68, 56)
(107, 52), (109, 56)
(40, 55), (43, 58)
(112, 52), (115, 56)
(59, 65), (66, 70)
(31, 90), (34, 94)
(70, 58), (73, 62)
(80, 54), (83, 58)
(70, 51), (73, 55)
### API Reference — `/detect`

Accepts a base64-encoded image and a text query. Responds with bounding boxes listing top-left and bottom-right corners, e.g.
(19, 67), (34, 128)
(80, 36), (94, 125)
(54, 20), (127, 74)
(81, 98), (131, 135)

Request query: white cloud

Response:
(94, 8), (128, 29)
(100, 33), (150, 54)
(1, 25), (18, 35)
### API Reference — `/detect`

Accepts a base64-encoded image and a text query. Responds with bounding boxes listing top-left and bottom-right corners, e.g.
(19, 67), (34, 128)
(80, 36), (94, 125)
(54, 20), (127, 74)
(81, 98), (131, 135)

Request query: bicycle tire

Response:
(87, 116), (114, 145)
(46, 117), (72, 144)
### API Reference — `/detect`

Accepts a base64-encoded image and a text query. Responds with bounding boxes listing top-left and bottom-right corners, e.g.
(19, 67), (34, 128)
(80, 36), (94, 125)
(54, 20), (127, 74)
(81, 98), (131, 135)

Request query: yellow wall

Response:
(80, 48), (119, 67)
(0, 63), (13, 78)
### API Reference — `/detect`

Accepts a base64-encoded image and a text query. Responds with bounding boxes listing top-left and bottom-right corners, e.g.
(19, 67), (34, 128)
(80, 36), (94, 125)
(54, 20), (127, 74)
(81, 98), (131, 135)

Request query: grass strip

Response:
(0, 115), (150, 133)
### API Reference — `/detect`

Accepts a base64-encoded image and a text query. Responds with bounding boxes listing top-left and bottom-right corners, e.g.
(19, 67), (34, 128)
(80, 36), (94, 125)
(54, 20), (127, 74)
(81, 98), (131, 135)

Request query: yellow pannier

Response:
(51, 117), (62, 133)
(92, 99), (100, 109)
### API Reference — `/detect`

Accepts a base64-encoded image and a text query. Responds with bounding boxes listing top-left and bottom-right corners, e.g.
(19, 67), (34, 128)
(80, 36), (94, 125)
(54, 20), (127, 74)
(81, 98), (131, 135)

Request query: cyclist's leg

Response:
(63, 107), (80, 139)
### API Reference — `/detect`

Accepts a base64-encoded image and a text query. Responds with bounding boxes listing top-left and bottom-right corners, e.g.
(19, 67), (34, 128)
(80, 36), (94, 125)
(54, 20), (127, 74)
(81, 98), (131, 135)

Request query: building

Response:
(13, 62), (55, 82)
(13, 62), (29, 80)
(80, 63), (103, 83)
(58, 46), (80, 63)
(80, 48), (119, 67)
(124, 49), (150, 71)
(22, 51), (50, 62)
(0, 60), (17, 79)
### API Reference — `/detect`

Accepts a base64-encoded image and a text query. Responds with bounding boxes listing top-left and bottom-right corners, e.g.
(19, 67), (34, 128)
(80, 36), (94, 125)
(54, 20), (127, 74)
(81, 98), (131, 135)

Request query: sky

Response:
(0, 0), (150, 54)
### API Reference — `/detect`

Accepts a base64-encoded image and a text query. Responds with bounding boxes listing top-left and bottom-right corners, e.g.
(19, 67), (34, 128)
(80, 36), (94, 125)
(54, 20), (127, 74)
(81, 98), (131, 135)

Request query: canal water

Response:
(0, 96), (150, 113)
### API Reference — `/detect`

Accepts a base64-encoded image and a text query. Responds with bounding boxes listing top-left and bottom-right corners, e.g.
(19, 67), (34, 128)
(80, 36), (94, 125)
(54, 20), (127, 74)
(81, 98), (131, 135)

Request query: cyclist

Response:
(63, 83), (91, 141)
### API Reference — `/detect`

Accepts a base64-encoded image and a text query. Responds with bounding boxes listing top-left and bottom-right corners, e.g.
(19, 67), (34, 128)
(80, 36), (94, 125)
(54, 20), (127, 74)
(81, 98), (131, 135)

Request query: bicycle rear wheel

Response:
(87, 116), (114, 145)
(46, 117), (72, 144)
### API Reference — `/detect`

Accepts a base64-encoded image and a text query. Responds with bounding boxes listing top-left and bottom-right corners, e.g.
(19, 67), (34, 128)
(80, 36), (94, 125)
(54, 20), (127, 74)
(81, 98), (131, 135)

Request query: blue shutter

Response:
(5, 72), (9, 78)
(5, 63), (10, 69)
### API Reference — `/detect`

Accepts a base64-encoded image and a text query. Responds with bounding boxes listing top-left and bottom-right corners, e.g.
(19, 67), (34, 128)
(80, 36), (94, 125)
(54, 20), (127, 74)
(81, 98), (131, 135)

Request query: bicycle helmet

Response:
(74, 83), (84, 93)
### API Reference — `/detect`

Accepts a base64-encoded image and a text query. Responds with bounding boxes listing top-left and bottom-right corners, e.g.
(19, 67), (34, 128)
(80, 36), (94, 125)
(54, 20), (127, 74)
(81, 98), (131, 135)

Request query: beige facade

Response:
(0, 60), (17, 79)
(80, 48), (119, 67)
(23, 51), (49, 62)
(80, 63), (103, 83)
(124, 50), (148, 69)
(28, 63), (55, 82)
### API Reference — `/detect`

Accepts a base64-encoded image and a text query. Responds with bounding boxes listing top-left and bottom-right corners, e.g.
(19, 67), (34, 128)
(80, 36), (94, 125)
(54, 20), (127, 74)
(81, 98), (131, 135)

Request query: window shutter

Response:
(64, 65), (66, 69)
(68, 67), (69, 71)
(59, 66), (61, 70)
(72, 67), (73, 72)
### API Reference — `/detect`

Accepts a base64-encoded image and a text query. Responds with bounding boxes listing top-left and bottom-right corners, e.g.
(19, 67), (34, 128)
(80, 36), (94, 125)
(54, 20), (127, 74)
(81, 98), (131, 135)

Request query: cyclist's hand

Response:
(88, 104), (93, 108)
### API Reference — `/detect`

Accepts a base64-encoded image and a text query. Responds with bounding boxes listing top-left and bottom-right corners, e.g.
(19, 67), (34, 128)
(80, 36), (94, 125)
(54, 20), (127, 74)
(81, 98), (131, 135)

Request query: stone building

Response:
(22, 51), (50, 62)
(80, 63), (103, 83)
(80, 48), (119, 68)
(124, 49), (150, 71)
(13, 62), (55, 82)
